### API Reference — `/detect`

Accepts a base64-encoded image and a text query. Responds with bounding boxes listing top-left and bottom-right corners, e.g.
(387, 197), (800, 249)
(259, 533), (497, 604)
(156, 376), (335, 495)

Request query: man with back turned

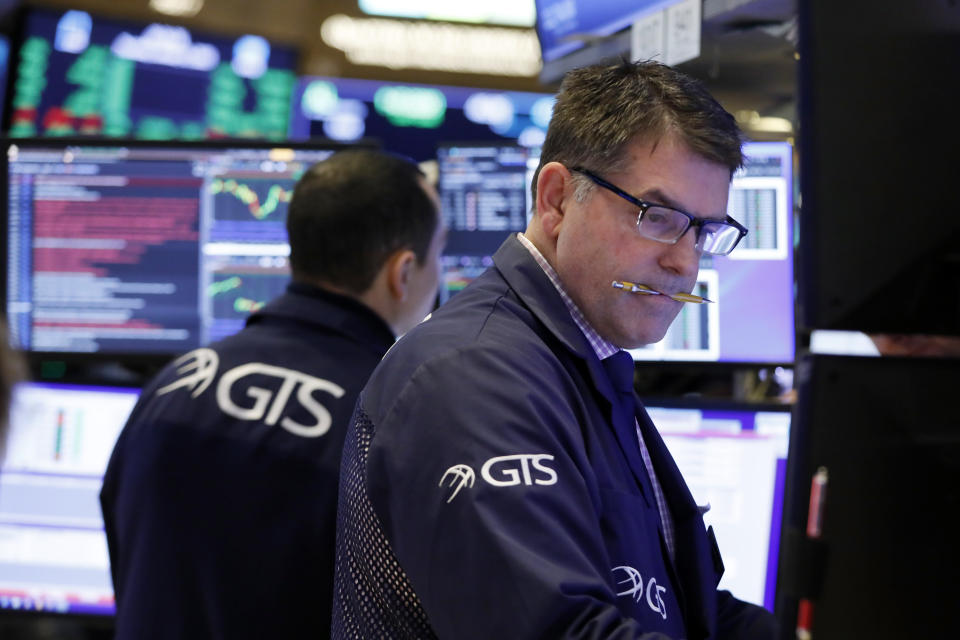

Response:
(101, 149), (445, 639)
(332, 61), (777, 639)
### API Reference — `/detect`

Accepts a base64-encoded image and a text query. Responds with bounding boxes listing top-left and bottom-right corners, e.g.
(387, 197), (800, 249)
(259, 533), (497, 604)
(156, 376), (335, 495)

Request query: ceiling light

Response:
(736, 110), (794, 134)
(149, 0), (204, 18)
(320, 14), (541, 77)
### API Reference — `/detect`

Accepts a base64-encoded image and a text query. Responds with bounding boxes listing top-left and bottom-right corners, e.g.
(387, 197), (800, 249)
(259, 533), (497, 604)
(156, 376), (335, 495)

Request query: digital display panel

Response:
(289, 76), (554, 161)
(648, 402), (791, 612)
(534, 0), (674, 62)
(629, 142), (795, 363)
(0, 34), (9, 126)
(0, 382), (139, 616)
(6, 8), (297, 139)
(358, 0), (536, 26)
(436, 143), (537, 302)
(3, 139), (349, 356)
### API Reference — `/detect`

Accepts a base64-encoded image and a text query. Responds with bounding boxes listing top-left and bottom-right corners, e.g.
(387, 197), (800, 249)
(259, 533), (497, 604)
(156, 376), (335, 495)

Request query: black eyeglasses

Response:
(570, 167), (748, 256)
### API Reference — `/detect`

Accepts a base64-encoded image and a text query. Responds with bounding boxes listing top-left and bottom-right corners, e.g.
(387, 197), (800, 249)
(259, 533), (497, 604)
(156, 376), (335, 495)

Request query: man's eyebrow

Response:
(639, 188), (688, 212)
(640, 187), (726, 221)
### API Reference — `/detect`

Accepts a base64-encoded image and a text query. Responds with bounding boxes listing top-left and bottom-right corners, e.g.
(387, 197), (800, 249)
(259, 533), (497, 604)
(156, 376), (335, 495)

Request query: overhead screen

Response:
(3, 139), (350, 357)
(0, 382), (139, 616)
(357, 0), (536, 26)
(438, 141), (795, 364)
(289, 76), (554, 161)
(648, 401), (791, 612)
(6, 8), (297, 139)
(0, 34), (9, 125)
(534, 0), (675, 62)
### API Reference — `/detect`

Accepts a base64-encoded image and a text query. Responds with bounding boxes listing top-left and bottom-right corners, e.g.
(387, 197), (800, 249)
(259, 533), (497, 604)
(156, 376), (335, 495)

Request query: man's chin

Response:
(616, 327), (669, 351)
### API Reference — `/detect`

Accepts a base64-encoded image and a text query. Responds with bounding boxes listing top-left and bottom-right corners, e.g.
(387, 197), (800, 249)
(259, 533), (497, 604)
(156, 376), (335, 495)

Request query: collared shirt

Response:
(517, 232), (676, 560)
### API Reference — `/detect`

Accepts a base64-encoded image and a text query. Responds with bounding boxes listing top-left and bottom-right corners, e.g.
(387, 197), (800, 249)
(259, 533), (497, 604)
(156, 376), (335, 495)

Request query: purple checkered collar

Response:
(516, 233), (620, 360)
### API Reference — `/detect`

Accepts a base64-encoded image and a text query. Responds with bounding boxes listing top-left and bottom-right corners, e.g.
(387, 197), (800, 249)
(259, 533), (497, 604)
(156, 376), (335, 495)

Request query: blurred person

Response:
(332, 60), (776, 639)
(100, 150), (445, 639)
(0, 321), (27, 461)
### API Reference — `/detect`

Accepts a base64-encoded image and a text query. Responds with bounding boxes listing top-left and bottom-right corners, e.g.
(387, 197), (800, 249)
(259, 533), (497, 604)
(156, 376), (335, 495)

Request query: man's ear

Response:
(535, 162), (571, 241)
(385, 248), (417, 301)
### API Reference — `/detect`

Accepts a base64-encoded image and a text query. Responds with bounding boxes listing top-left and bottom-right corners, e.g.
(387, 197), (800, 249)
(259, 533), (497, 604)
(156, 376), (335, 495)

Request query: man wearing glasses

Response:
(333, 61), (776, 639)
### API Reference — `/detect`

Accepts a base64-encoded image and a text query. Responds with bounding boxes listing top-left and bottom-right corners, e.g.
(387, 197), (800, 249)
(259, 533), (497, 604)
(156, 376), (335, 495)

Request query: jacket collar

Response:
(492, 234), (624, 413)
(247, 281), (396, 358)
(493, 234), (599, 363)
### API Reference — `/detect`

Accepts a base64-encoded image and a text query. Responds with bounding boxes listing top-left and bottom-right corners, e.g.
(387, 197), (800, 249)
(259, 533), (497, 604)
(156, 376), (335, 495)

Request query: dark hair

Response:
(286, 149), (438, 292)
(532, 59), (744, 203)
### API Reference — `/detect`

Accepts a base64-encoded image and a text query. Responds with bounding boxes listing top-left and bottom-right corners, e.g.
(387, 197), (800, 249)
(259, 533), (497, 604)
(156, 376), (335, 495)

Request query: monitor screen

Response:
(647, 401), (791, 612)
(797, 0), (960, 335)
(289, 76), (555, 161)
(629, 142), (795, 363)
(0, 382), (139, 616)
(0, 34), (9, 126)
(5, 8), (297, 139)
(778, 355), (957, 637)
(436, 143), (537, 302)
(357, 0), (536, 26)
(3, 139), (349, 356)
(534, 0), (674, 62)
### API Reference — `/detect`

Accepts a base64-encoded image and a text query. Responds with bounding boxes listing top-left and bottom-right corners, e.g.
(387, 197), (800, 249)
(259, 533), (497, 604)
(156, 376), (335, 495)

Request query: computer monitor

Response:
(629, 142), (795, 364)
(534, 0), (673, 63)
(647, 401), (791, 611)
(289, 76), (555, 161)
(2, 138), (353, 358)
(357, 0), (536, 26)
(5, 7), (297, 139)
(777, 355), (957, 638)
(436, 143), (538, 302)
(0, 34), (9, 126)
(0, 381), (139, 616)
(797, 0), (960, 335)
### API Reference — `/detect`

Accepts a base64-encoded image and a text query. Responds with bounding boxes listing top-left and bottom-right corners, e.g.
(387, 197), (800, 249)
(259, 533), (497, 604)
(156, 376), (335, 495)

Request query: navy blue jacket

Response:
(333, 235), (776, 639)
(101, 282), (395, 640)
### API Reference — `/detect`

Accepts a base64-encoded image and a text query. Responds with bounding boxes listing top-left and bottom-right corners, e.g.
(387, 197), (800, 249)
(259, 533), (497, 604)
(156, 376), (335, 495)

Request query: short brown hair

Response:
(532, 59), (744, 203)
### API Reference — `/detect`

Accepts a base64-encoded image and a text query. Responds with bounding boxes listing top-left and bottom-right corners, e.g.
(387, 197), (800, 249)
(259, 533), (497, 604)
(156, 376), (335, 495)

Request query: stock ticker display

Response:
(4, 140), (339, 356)
(289, 76), (555, 161)
(6, 8), (296, 140)
(437, 143), (537, 303)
